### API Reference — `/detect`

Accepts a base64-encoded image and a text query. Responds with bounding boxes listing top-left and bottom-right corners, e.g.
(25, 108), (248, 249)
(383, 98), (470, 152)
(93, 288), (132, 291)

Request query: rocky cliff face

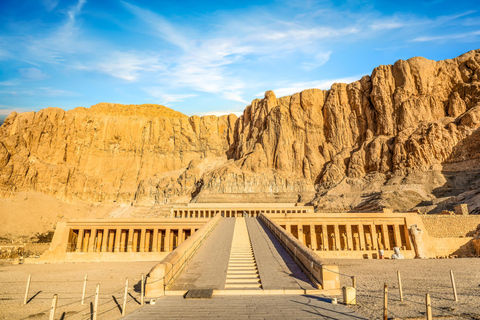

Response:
(0, 103), (236, 203)
(1, 50), (480, 213)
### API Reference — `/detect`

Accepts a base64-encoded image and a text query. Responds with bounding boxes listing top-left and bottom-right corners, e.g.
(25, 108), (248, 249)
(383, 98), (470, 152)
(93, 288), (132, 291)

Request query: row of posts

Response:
(24, 273), (147, 319)
(381, 270), (458, 320)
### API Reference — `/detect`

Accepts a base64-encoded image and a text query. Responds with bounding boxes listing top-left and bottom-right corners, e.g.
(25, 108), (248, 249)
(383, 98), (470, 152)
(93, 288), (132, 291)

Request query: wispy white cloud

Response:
(370, 20), (404, 30)
(142, 87), (197, 103)
(413, 30), (480, 42)
(0, 87), (79, 97)
(96, 52), (164, 81)
(0, 79), (21, 86)
(301, 51), (332, 71)
(19, 67), (49, 81)
(42, 0), (59, 12)
(121, 1), (191, 50)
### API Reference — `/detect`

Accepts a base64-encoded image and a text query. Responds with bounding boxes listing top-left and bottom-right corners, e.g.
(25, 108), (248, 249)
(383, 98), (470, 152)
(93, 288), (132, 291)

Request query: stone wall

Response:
(421, 215), (480, 238)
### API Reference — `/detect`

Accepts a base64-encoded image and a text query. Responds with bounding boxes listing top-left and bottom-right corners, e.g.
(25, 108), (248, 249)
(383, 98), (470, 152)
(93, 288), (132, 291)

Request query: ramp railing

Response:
(145, 214), (222, 297)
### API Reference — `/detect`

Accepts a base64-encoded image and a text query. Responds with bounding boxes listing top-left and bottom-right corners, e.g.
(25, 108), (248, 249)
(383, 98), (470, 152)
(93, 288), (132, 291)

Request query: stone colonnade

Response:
(280, 221), (412, 252)
(173, 208), (309, 218)
(67, 227), (200, 253)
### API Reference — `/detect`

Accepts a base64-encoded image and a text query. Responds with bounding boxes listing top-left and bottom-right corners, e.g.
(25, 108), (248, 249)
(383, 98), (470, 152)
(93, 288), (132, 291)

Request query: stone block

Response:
(454, 204), (469, 215)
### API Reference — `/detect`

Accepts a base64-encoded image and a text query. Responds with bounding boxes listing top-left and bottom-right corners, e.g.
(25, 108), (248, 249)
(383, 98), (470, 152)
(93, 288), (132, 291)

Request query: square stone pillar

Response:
(170, 230), (175, 251)
(310, 224), (318, 250)
(334, 224), (341, 251)
(127, 228), (134, 252)
(358, 225), (366, 250)
(96, 230), (103, 252)
(107, 230), (115, 252)
(402, 225), (412, 250)
(181, 228), (186, 244)
(298, 225), (305, 244)
(76, 229), (84, 252)
(165, 228), (171, 252)
(286, 223), (291, 235)
(346, 224), (353, 250)
(139, 229), (146, 252)
(152, 229), (159, 252)
(101, 229), (109, 252)
(382, 224), (390, 250)
(132, 230), (139, 252)
(87, 229), (97, 252)
(114, 228), (122, 252)
(120, 230), (127, 253)
(322, 225), (328, 251)
(83, 230), (91, 252)
(370, 224), (378, 250)
(394, 224), (402, 248)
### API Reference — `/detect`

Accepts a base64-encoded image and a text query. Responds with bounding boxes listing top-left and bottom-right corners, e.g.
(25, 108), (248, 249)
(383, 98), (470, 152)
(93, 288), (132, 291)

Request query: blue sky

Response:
(0, 0), (479, 121)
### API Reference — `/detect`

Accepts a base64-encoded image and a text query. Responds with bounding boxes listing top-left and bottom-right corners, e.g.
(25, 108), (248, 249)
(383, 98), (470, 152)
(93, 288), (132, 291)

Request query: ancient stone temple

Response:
(40, 203), (480, 264)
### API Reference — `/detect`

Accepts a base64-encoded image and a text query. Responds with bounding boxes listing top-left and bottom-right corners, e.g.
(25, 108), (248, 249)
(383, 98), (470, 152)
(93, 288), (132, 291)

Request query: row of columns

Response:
(70, 227), (198, 253)
(173, 209), (309, 218)
(282, 223), (411, 251)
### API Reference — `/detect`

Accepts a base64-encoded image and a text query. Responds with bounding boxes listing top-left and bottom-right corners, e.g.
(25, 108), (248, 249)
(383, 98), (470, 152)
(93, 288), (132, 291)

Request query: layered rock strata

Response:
(1, 50), (480, 212)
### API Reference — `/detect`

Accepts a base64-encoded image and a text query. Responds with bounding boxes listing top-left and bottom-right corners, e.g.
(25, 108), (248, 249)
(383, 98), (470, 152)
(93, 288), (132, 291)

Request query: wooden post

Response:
(49, 294), (58, 320)
(397, 271), (404, 302)
(450, 270), (458, 302)
(122, 278), (128, 316)
(352, 276), (356, 289)
(24, 275), (31, 305)
(383, 283), (388, 320)
(426, 293), (432, 320)
(81, 274), (88, 305)
(141, 274), (145, 306)
(93, 284), (100, 320)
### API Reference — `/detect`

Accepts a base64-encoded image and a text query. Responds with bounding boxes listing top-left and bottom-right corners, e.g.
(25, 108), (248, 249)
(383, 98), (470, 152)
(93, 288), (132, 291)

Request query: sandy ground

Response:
(325, 258), (480, 320)
(0, 261), (158, 320)
(1, 258), (480, 319)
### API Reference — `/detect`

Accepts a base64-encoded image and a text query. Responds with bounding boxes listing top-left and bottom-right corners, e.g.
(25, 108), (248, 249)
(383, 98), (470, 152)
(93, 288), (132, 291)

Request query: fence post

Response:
(141, 274), (145, 306)
(450, 270), (458, 302)
(92, 284), (100, 320)
(23, 275), (32, 305)
(397, 271), (404, 302)
(426, 293), (432, 320)
(81, 274), (88, 305)
(49, 294), (58, 320)
(383, 283), (388, 320)
(122, 278), (128, 316)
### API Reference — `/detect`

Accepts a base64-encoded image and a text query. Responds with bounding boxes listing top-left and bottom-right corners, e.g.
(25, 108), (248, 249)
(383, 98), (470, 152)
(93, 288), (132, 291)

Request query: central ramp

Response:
(225, 217), (262, 289)
(246, 217), (317, 291)
(169, 218), (235, 290)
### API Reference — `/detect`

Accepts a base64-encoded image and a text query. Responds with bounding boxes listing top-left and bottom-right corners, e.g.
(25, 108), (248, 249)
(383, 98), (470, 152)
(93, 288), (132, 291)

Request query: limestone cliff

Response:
(1, 50), (480, 213)
(0, 103), (236, 203)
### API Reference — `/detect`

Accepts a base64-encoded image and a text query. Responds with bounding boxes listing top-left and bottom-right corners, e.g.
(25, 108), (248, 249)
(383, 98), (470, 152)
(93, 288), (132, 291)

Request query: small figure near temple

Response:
(391, 247), (405, 259)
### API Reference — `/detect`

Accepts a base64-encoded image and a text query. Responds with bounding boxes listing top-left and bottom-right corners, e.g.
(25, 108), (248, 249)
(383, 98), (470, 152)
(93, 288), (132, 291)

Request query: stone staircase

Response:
(225, 218), (262, 289)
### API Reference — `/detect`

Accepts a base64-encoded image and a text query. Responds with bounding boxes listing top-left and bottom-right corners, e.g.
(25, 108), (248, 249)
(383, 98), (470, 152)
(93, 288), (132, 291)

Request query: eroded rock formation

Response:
(1, 49), (480, 213)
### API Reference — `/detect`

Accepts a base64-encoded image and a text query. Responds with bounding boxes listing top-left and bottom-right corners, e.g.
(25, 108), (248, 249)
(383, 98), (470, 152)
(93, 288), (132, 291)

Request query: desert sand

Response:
(1, 259), (480, 319)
